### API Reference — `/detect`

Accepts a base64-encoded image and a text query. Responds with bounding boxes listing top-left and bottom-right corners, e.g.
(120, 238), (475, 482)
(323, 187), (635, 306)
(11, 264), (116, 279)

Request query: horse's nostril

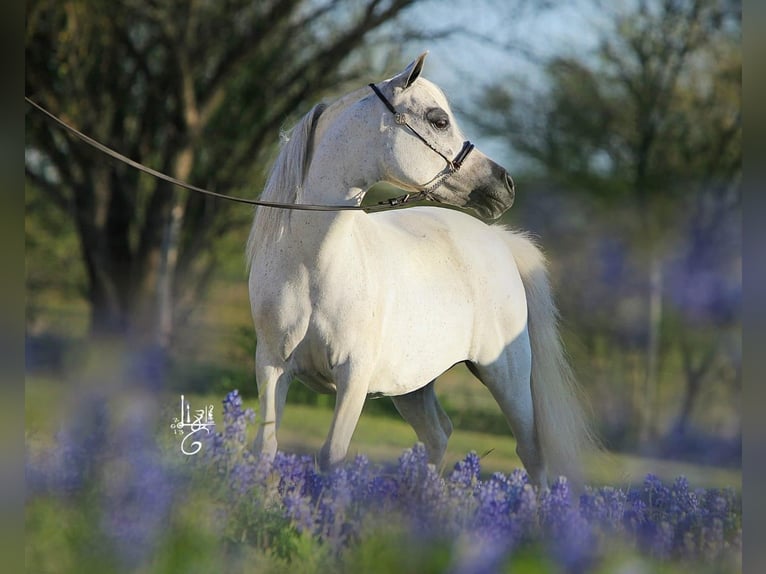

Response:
(504, 172), (515, 194)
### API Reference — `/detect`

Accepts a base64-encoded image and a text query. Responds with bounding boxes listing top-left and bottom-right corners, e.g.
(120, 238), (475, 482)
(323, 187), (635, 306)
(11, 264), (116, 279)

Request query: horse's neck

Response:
(302, 103), (377, 208)
(273, 209), (359, 261)
(264, 106), (377, 259)
(277, 164), (368, 257)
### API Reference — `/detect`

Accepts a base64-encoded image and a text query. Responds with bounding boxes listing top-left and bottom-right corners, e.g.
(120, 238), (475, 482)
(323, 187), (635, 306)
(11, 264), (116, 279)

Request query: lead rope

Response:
(24, 97), (397, 212)
(25, 89), (472, 211)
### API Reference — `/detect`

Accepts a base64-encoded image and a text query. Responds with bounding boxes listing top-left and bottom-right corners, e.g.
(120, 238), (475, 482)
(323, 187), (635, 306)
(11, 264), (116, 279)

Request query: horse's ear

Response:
(391, 51), (429, 91)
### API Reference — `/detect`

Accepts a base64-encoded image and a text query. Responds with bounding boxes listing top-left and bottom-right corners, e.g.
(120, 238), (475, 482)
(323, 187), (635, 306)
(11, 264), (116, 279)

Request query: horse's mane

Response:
(246, 102), (327, 266)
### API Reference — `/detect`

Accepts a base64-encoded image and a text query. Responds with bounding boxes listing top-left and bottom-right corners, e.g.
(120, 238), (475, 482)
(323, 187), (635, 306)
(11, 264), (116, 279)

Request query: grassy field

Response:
(25, 375), (741, 491)
(26, 278), (741, 493)
(276, 402), (740, 489)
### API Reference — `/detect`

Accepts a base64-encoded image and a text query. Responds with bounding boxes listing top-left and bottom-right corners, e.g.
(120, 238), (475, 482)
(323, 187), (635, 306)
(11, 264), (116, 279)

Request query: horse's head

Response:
(371, 52), (515, 220)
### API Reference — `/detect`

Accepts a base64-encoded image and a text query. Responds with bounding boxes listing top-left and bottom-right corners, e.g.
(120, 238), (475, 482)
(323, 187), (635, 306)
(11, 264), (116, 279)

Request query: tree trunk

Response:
(74, 164), (132, 338)
(674, 334), (719, 435)
(639, 247), (663, 444)
(156, 198), (185, 350)
(675, 365), (702, 437)
(76, 168), (174, 351)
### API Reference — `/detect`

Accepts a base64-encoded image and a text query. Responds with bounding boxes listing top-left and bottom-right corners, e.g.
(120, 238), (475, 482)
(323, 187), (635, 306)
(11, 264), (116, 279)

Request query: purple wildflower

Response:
(31, 391), (111, 496)
(283, 490), (315, 534)
(580, 486), (627, 532)
(191, 390), (742, 572)
(221, 390), (256, 445)
(100, 446), (173, 569)
(448, 532), (509, 574)
(99, 394), (175, 571)
(449, 451), (481, 489)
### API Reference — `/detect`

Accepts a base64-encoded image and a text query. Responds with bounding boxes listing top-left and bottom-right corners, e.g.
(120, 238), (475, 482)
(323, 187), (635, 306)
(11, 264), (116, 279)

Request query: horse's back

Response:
(371, 207), (525, 287)
(386, 207), (544, 284)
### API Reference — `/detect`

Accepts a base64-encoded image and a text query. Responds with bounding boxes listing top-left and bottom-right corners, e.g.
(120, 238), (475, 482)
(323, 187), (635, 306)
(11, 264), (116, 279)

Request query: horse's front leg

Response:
(252, 348), (292, 460)
(318, 363), (370, 471)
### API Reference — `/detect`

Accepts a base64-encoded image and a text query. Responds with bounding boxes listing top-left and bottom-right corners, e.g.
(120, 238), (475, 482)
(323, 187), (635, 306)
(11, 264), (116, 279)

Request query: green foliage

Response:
(25, 183), (87, 332)
(341, 525), (453, 574)
(26, 497), (115, 574)
(25, 0), (422, 337)
(479, 0), (741, 208)
(441, 400), (510, 436)
(474, 0), (741, 449)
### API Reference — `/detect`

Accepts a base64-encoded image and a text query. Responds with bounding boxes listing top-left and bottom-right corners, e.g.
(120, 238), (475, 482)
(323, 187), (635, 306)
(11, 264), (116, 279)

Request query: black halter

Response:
(368, 83), (475, 201)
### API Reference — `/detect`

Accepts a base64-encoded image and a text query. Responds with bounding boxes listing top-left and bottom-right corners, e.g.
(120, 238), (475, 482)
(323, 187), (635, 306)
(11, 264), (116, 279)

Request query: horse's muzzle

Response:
(467, 166), (515, 220)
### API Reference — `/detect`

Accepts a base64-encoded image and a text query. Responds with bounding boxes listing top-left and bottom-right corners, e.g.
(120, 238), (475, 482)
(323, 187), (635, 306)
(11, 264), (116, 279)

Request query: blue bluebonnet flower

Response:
(100, 443), (174, 570)
(449, 451), (481, 489)
(579, 485), (627, 532)
(447, 531), (509, 574)
(99, 391), (176, 571)
(27, 390), (111, 496)
(27, 348), (178, 572)
(173, 389), (744, 571)
(471, 469), (536, 548)
(538, 477), (598, 572)
(27, 383), (742, 572)
(283, 490), (315, 534)
(221, 389), (256, 445)
(393, 444), (450, 533)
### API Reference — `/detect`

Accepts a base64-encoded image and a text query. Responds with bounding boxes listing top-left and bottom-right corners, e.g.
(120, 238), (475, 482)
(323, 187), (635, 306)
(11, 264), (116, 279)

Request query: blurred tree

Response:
(26, 0), (422, 348)
(476, 0), (740, 443)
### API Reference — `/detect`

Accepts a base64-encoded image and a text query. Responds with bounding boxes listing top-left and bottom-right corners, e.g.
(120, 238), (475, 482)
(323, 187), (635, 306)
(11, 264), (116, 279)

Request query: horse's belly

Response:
(366, 331), (472, 396)
(366, 367), (449, 396)
(294, 371), (336, 394)
(282, 308), (468, 397)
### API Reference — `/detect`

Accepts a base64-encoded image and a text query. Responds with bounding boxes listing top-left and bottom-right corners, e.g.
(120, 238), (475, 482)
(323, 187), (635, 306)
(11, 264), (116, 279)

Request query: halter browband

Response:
(368, 83), (475, 181)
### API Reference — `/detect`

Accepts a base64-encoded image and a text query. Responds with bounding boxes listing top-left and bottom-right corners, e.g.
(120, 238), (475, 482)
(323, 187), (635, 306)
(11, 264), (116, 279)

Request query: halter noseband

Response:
(368, 83), (475, 201)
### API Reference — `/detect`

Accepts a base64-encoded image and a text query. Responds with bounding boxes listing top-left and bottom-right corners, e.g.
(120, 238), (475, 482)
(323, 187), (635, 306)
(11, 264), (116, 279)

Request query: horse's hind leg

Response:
(391, 380), (453, 466)
(470, 328), (546, 485)
(253, 348), (292, 460)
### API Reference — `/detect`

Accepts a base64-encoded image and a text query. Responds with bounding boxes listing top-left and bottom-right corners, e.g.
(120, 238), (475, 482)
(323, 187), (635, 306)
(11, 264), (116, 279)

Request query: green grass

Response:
(26, 375), (740, 491)
(270, 400), (740, 490)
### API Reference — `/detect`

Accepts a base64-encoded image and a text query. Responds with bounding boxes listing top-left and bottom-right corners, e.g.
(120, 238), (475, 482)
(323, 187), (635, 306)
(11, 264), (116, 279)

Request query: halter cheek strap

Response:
(368, 83), (475, 195)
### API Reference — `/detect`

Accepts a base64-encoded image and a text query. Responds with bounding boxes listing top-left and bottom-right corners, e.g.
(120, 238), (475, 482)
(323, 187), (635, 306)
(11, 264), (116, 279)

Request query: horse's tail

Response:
(504, 231), (597, 487)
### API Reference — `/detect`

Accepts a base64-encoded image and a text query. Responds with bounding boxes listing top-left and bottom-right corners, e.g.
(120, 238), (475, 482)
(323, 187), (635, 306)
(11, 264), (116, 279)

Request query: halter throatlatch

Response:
(368, 83), (475, 207)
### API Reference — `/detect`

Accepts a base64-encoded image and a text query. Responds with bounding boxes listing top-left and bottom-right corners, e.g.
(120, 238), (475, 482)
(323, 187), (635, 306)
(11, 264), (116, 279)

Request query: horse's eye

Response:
(432, 117), (449, 130)
(426, 108), (450, 131)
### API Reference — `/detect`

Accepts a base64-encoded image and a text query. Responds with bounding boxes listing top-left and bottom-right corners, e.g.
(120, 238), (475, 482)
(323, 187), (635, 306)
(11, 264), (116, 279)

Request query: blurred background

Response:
(26, 0), (741, 481)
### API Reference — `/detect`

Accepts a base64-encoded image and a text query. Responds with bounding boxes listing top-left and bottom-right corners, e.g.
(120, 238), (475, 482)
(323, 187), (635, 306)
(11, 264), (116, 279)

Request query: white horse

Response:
(247, 53), (594, 486)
